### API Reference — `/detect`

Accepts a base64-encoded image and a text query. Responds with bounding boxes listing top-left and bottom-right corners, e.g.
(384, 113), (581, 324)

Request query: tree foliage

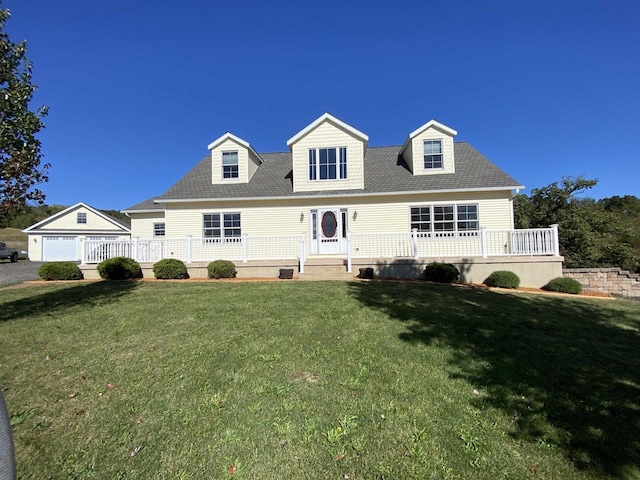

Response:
(0, 6), (49, 224)
(514, 177), (639, 271)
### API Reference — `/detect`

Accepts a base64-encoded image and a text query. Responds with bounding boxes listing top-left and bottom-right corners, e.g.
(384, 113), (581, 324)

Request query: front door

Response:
(318, 209), (340, 254)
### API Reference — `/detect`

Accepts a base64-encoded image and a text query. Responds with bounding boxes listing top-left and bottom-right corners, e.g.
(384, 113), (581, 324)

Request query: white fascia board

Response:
(23, 229), (131, 235)
(120, 209), (165, 214)
(408, 119), (458, 139)
(156, 185), (524, 204)
(207, 132), (263, 163)
(286, 112), (369, 147)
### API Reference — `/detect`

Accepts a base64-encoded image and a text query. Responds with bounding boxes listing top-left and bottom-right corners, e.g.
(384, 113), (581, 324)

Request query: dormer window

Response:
(423, 140), (443, 169)
(222, 151), (239, 179)
(309, 147), (347, 180)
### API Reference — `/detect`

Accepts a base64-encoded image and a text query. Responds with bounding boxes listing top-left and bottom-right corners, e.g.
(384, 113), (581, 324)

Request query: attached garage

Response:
(42, 236), (79, 261)
(23, 203), (131, 262)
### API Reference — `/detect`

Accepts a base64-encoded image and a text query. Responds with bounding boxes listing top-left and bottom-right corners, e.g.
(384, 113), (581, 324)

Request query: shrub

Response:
(542, 277), (583, 294)
(484, 270), (521, 289)
(207, 260), (236, 279)
(153, 258), (189, 280)
(38, 262), (83, 281)
(97, 257), (142, 280)
(424, 262), (459, 283)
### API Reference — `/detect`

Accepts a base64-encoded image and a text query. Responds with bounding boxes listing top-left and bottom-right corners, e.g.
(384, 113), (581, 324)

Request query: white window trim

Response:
(410, 204), (479, 235)
(308, 147), (348, 181)
(153, 222), (166, 237)
(202, 212), (242, 243)
(222, 151), (239, 180)
(423, 139), (444, 170)
(77, 212), (87, 224)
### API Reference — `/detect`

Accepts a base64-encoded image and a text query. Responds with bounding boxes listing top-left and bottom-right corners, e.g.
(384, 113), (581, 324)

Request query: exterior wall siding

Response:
(409, 126), (455, 176)
(157, 190), (513, 241)
(130, 212), (166, 238)
(39, 206), (124, 231)
(291, 121), (365, 193)
(210, 138), (250, 184)
(247, 151), (260, 181)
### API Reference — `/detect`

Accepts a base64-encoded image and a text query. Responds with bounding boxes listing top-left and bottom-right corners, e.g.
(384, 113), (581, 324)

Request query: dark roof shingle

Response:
(125, 143), (521, 209)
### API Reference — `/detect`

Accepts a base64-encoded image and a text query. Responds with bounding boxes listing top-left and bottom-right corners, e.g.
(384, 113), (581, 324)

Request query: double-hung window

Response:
(410, 204), (478, 233)
(423, 140), (443, 169)
(153, 222), (166, 237)
(222, 151), (239, 179)
(309, 147), (347, 180)
(203, 213), (241, 241)
(77, 212), (87, 224)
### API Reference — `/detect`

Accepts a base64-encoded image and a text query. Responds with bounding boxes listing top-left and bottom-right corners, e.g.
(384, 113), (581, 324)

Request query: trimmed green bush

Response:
(424, 262), (459, 283)
(97, 257), (142, 280)
(153, 258), (189, 280)
(207, 260), (236, 279)
(484, 270), (521, 289)
(542, 277), (583, 294)
(38, 262), (84, 281)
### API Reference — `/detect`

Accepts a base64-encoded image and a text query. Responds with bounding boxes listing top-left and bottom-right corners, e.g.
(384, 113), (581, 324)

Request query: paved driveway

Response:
(0, 261), (44, 287)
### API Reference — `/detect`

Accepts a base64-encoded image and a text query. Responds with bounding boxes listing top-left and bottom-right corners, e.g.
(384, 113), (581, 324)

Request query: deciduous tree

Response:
(0, 5), (49, 225)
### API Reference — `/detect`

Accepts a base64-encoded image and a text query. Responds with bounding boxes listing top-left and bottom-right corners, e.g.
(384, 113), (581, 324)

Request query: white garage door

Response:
(43, 236), (78, 261)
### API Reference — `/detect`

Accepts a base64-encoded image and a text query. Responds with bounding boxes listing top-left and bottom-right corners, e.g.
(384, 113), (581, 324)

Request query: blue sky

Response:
(4, 0), (639, 210)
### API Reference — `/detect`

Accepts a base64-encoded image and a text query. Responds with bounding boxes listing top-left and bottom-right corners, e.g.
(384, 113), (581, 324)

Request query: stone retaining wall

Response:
(563, 268), (640, 298)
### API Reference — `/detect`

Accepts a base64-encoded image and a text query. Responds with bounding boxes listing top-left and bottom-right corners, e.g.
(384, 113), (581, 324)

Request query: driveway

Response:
(0, 261), (44, 287)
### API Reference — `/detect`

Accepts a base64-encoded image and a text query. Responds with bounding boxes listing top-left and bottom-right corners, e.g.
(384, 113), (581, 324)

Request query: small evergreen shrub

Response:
(97, 257), (142, 280)
(542, 277), (583, 294)
(424, 262), (459, 283)
(207, 260), (237, 279)
(153, 258), (189, 280)
(38, 262), (84, 281)
(484, 270), (521, 289)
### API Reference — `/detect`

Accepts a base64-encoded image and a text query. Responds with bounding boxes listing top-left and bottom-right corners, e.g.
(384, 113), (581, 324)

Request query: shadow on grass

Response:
(0, 281), (139, 323)
(348, 281), (640, 477)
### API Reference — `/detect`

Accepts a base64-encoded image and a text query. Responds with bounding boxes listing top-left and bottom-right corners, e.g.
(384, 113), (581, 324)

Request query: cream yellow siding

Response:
(160, 191), (512, 239)
(210, 138), (252, 184)
(408, 126), (455, 176)
(291, 121), (365, 193)
(248, 151), (260, 180)
(403, 140), (414, 173)
(129, 212), (166, 238)
(39, 206), (122, 231)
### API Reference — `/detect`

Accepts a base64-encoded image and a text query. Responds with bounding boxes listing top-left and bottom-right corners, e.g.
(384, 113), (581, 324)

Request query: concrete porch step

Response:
(299, 258), (355, 281)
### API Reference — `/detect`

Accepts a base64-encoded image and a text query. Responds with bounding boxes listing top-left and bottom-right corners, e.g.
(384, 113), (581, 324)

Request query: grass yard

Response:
(1, 281), (639, 479)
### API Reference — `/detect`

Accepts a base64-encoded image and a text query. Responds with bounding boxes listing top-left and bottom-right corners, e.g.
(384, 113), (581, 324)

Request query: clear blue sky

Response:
(4, 0), (639, 210)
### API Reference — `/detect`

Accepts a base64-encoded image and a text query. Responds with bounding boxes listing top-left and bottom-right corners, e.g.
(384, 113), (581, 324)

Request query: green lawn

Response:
(1, 281), (639, 479)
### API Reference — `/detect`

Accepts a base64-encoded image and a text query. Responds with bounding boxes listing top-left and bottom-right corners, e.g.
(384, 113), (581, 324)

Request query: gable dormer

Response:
(286, 113), (368, 193)
(208, 132), (263, 185)
(400, 120), (457, 176)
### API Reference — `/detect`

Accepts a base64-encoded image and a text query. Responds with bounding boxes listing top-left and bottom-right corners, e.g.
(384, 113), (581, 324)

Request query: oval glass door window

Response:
(321, 211), (338, 238)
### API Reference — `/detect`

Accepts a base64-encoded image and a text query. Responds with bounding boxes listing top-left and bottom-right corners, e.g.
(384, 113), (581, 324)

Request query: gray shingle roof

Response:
(125, 143), (521, 210)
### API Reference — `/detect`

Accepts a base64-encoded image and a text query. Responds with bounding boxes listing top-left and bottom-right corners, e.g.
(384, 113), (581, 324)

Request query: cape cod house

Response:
(84, 113), (561, 285)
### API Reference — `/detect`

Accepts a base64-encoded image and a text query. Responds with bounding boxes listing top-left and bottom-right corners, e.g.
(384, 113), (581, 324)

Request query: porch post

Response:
(347, 232), (352, 273)
(299, 233), (306, 274)
(481, 227), (488, 258)
(411, 228), (418, 260)
(186, 236), (192, 263)
(242, 235), (248, 263)
(80, 238), (86, 265)
(551, 224), (560, 256)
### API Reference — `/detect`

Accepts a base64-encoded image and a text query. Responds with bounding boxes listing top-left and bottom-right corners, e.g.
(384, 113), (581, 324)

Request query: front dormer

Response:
(208, 132), (262, 185)
(287, 113), (368, 193)
(401, 120), (457, 176)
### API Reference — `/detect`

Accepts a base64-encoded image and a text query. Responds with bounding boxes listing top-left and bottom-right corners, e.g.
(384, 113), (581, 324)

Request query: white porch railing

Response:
(81, 226), (559, 274)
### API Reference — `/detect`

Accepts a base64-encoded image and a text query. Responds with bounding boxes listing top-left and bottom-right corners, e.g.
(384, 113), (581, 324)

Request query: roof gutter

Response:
(155, 185), (525, 204)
